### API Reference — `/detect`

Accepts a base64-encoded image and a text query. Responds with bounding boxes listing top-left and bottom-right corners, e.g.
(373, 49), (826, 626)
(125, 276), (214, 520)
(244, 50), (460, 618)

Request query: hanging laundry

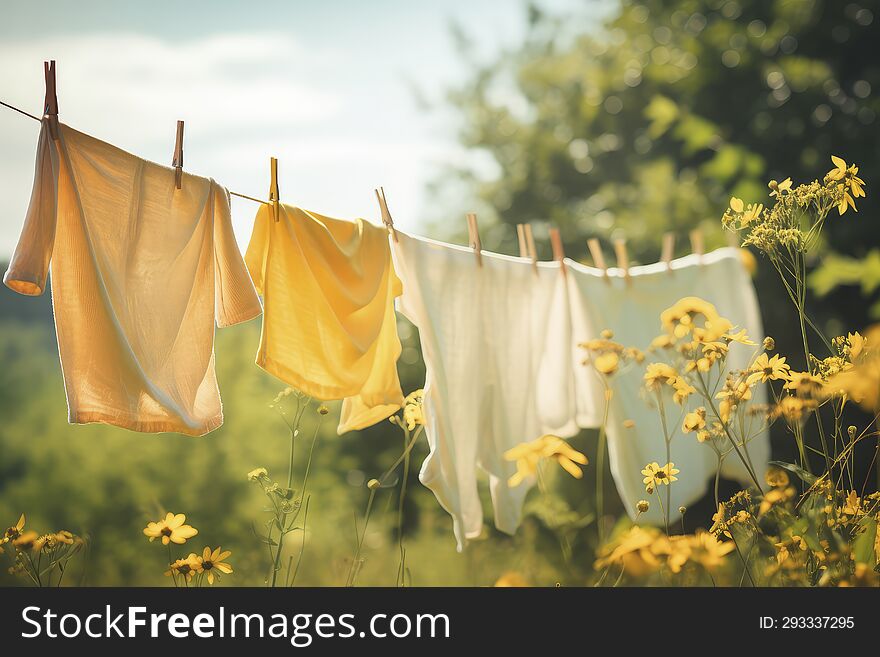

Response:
(391, 231), (576, 550)
(245, 203), (404, 433)
(3, 121), (262, 435)
(566, 249), (770, 525)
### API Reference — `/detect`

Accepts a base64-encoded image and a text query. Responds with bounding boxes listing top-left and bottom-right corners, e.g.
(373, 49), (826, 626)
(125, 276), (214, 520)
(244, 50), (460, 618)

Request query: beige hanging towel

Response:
(3, 121), (262, 436)
(245, 203), (404, 433)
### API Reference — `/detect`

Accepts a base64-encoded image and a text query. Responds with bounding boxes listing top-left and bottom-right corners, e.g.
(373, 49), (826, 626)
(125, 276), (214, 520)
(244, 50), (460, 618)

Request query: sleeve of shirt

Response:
(243, 203), (270, 296)
(3, 123), (59, 296)
(212, 182), (262, 327)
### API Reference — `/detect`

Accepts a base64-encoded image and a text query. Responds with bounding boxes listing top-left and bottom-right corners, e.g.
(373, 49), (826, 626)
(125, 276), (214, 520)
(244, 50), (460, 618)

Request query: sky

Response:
(0, 0), (608, 256)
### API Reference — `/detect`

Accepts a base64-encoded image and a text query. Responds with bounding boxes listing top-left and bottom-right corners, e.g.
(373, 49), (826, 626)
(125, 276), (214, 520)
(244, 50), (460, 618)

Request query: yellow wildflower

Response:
(768, 177), (792, 197)
(192, 546), (234, 585)
(1, 513), (26, 546)
(682, 407), (706, 433)
(643, 363), (678, 390)
(741, 203), (764, 224)
(746, 353), (791, 385)
(641, 462), (679, 491)
(825, 328), (880, 410)
(826, 156), (866, 214)
(759, 486), (795, 515)
(505, 435), (588, 487)
(765, 466), (790, 488)
(723, 328), (755, 345)
(165, 554), (199, 581)
(143, 512), (198, 546)
(649, 334), (675, 350)
(784, 371), (824, 398)
(247, 467), (269, 481)
(841, 491), (861, 516)
(729, 197), (744, 213)
(594, 525), (669, 576)
(593, 352), (620, 375)
(660, 297), (724, 340)
(672, 378), (696, 405)
(773, 396), (817, 422)
(12, 530), (41, 551)
(402, 389), (425, 430)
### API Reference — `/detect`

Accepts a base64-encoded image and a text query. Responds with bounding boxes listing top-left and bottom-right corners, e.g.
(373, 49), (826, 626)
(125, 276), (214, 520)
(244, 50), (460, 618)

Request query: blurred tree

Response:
(436, 0), (879, 276)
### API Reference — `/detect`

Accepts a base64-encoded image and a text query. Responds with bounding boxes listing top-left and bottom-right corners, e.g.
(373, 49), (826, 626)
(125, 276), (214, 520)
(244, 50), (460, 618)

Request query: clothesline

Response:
(0, 98), (271, 206)
(0, 94), (722, 268)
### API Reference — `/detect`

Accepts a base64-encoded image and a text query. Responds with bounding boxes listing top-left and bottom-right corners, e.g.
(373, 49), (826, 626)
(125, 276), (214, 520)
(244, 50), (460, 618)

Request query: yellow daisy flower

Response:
(165, 554), (200, 581)
(143, 513), (198, 546)
(641, 462), (679, 491)
(746, 353), (791, 385)
(193, 546), (234, 585)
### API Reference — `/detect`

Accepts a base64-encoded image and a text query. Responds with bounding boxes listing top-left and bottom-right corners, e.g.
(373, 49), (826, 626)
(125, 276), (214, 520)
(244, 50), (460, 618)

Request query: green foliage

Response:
(436, 0), (880, 271)
(809, 249), (880, 317)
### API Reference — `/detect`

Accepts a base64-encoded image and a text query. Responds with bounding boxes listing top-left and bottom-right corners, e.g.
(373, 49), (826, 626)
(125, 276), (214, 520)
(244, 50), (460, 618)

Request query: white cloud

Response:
(0, 31), (444, 254)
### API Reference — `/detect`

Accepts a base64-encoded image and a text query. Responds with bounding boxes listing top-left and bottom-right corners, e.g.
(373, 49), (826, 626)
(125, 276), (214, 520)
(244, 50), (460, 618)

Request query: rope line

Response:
(1, 98), (269, 205)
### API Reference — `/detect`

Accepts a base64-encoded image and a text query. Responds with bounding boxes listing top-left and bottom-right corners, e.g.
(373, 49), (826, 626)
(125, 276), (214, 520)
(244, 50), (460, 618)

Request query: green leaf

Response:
(768, 460), (817, 485)
(808, 249), (880, 297)
(644, 95), (679, 138)
(853, 517), (877, 565)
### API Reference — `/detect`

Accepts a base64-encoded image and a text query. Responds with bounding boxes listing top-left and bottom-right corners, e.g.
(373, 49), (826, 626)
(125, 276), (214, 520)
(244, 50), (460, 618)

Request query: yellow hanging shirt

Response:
(4, 121), (262, 435)
(245, 203), (404, 432)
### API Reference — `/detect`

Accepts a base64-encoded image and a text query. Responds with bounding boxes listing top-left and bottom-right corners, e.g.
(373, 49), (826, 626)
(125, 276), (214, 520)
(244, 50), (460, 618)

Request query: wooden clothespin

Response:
(269, 157), (280, 222)
(516, 224), (528, 258)
(524, 224), (538, 275)
(466, 212), (482, 267)
(689, 228), (705, 264)
(661, 232), (675, 274)
(587, 238), (609, 283)
(374, 187), (398, 242)
(549, 227), (566, 277)
(614, 238), (631, 286)
(172, 120), (184, 190)
(43, 60), (59, 140)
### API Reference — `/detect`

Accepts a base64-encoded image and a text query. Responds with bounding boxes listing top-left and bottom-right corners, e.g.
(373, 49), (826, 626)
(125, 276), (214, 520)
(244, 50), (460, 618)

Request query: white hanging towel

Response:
(566, 248), (770, 525)
(391, 231), (577, 550)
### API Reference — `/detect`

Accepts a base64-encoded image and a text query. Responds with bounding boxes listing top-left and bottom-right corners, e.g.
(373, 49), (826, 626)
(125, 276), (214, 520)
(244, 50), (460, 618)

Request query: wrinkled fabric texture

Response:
(391, 231), (575, 550)
(566, 249), (770, 524)
(245, 203), (404, 433)
(4, 121), (262, 436)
